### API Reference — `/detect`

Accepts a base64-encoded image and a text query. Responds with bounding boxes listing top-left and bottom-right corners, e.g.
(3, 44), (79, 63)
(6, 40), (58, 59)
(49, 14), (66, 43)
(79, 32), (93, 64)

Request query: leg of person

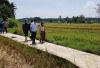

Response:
(41, 31), (45, 43)
(40, 38), (41, 43)
(1, 28), (3, 33)
(33, 32), (36, 44)
(41, 31), (44, 43)
(0, 28), (1, 33)
(25, 32), (27, 41)
(24, 31), (28, 42)
(6, 28), (8, 33)
(25, 36), (27, 41)
(42, 34), (43, 43)
(34, 32), (36, 43)
(30, 31), (32, 40)
(31, 32), (34, 44)
(5, 27), (7, 33)
(32, 32), (36, 44)
(2, 28), (4, 33)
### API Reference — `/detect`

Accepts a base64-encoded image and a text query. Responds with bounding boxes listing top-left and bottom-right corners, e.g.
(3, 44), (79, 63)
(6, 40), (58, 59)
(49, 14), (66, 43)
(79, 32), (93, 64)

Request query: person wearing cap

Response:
(22, 19), (29, 42)
(39, 22), (45, 43)
(30, 20), (39, 44)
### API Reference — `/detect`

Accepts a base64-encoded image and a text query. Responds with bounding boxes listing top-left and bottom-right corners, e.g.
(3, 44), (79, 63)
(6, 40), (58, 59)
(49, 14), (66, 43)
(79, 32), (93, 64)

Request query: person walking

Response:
(0, 21), (4, 34)
(3, 21), (8, 33)
(0, 21), (2, 33)
(30, 20), (39, 44)
(40, 22), (45, 43)
(22, 19), (29, 42)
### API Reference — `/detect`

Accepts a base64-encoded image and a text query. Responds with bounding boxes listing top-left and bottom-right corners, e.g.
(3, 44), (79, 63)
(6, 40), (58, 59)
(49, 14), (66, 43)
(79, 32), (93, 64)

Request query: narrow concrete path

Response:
(0, 33), (100, 68)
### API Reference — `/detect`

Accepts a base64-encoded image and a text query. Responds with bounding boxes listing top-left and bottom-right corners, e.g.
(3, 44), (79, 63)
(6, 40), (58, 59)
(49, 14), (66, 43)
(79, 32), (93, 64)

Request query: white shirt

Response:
(41, 26), (44, 31)
(30, 22), (38, 32)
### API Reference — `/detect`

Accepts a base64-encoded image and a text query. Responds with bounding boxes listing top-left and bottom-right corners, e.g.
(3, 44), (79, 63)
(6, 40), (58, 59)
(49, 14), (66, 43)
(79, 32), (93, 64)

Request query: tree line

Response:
(18, 15), (100, 23)
(18, 4), (100, 23)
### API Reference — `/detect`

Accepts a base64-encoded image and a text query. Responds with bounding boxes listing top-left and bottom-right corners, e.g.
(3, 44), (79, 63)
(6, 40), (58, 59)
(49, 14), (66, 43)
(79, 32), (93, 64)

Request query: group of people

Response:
(0, 21), (8, 34)
(22, 19), (45, 44)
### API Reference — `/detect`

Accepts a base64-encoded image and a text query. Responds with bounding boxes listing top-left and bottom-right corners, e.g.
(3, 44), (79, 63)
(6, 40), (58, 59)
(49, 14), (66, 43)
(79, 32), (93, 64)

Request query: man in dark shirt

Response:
(22, 19), (29, 42)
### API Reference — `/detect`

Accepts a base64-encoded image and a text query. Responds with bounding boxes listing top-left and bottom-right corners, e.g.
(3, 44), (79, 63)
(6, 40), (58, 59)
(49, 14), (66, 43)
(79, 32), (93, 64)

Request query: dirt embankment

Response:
(0, 47), (33, 68)
(0, 35), (78, 68)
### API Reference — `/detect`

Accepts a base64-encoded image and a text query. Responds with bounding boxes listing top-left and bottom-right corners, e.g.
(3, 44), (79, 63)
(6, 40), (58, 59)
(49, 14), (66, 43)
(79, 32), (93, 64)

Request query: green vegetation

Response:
(8, 18), (18, 28)
(0, 0), (16, 21)
(8, 23), (100, 55)
(18, 16), (100, 23)
(0, 35), (78, 68)
(44, 23), (100, 55)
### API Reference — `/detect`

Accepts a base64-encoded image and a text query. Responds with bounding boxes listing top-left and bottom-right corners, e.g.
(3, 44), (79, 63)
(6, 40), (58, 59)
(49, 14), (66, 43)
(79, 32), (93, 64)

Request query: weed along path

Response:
(0, 33), (100, 68)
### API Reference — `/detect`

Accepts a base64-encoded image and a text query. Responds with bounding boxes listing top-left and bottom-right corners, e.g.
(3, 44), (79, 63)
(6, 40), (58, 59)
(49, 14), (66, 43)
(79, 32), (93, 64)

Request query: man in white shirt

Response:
(30, 20), (38, 44)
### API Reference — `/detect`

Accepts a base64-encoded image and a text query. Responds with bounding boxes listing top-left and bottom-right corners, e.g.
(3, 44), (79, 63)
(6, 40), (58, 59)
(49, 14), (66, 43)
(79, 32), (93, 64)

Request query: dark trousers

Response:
(24, 31), (28, 36)
(31, 32), (36, 43)
(0, 28), (3, 33)
(4, 27), (7, 33)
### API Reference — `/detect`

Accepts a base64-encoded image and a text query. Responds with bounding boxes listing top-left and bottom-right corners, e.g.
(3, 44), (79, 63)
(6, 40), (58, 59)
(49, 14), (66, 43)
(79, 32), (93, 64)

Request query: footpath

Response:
(0, 33), (100, 68)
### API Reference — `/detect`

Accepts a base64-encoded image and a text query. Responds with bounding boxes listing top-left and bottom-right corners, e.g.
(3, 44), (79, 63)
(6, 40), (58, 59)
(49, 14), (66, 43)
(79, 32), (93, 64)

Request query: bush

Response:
(7, 18), (18, 28)
(13, 29), (18, 34)
(13, 28), (23, 35)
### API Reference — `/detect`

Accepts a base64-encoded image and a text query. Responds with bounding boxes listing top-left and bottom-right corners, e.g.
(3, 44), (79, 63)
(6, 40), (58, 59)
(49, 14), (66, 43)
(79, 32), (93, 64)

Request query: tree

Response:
(96, 4), (100, 15)
(34, 17), (41, 22)
(0, 0), (16, 21)
(72, 16), (79, 23)
(58, 16), (62, 22)
(78, 15), (85, 23)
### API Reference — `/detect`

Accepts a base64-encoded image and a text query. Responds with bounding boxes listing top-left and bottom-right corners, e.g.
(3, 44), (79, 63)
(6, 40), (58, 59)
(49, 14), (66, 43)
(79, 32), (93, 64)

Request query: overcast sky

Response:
(9, 0), (100, 19)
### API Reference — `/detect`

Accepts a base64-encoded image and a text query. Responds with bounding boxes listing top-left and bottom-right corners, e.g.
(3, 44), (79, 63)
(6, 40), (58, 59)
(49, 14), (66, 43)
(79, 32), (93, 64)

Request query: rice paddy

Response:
(8, 23), (100, 55)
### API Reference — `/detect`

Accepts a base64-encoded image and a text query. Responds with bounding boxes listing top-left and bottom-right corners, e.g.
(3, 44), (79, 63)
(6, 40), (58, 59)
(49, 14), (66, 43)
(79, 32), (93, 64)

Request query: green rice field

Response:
(8, 23), (100, 55)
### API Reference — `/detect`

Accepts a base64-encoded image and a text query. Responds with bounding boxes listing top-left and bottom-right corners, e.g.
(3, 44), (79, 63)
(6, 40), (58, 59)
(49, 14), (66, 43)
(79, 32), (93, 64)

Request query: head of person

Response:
(41, 22), (44, 26)
(31, 20), (33, 23)
(34, 20), (37, 23)
(25, 19), (28, 23)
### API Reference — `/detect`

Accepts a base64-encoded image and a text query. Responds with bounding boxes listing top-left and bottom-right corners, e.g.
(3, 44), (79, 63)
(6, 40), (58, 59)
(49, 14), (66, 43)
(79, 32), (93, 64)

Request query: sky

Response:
(9, 0), (100, 19)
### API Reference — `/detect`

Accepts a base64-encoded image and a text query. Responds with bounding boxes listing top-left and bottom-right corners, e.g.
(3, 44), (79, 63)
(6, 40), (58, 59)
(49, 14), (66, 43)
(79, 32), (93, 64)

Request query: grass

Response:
(0, 35), (78, 68)
(8, 23), (100, 55)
